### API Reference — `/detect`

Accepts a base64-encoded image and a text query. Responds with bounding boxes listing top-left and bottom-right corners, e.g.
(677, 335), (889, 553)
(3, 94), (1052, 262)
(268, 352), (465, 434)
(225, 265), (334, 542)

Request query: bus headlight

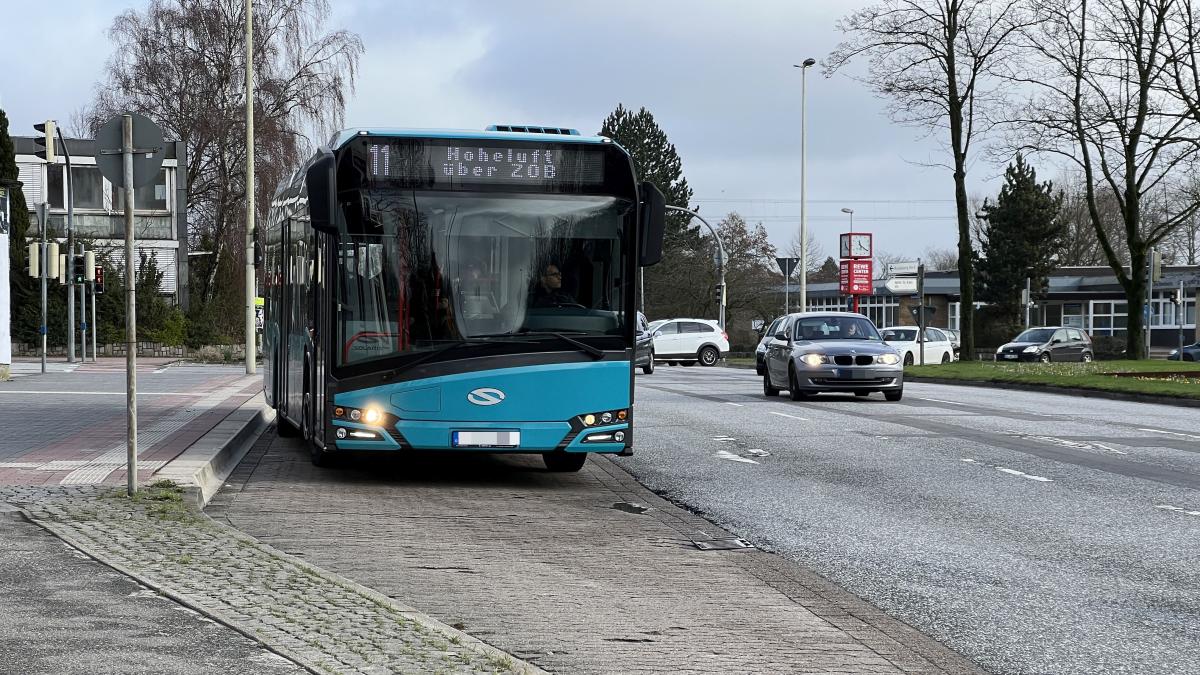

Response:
(579, 410), (628, 427)
(349, 409), (361, 421)
(364, 408), (382, 424)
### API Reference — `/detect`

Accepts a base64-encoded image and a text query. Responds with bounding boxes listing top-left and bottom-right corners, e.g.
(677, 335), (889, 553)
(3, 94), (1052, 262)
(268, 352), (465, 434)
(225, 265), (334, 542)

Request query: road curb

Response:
(905, 375), (1200, 408)
(156, 392), (274, 508)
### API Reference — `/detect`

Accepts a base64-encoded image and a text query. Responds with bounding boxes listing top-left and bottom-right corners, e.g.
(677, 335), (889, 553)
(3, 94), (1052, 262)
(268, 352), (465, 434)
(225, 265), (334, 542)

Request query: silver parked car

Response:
(762, 312), (905, 401)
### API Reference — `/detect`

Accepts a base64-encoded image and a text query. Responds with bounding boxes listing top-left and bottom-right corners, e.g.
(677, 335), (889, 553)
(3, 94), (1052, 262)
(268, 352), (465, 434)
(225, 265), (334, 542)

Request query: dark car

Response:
(634, 312), (654, 374)
(756, 316), (787, 375)
(1167, 342), (1199, 361)
(995, 327), (1093, 363)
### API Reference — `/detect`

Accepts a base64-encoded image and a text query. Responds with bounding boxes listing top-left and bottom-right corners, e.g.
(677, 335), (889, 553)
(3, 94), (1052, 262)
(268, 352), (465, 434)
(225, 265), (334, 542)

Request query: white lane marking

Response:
(745, 448), (771, 457)
(716, 450), (759, 464)
(1092, 442), (1128, 455)
(712, 436), (736, 442)
(1155, 505), (1200, 516)
(0, 390), (206, 397)
(960, 458), (977, 463)
(1139, 428), (1200, 441)
(769, 411), (810, 422)
(724, 402), (744, 407)
(919, 397), (969, 406)
(996, 467), (1054, 482)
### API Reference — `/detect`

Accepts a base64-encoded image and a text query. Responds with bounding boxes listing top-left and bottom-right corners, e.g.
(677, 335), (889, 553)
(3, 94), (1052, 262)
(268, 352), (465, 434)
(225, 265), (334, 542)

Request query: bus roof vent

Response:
(487, 125), (580, 136)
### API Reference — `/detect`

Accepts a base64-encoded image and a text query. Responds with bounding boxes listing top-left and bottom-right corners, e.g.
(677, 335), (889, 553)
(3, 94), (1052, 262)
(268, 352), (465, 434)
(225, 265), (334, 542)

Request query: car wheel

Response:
(642, 352), (655, 374)
(544, 451), (587, 472)
(1081, 351), (1093, 363)
(1185, 354), (1195, 362)
(681, 361), (696, 367)
(698, 346), (720, 366)
(763, 372), (780, 397)
(1040, 352), (1052, 363)
(903, 352), (914, 366)
(884, 389), (904, 402)
(855, 391), (871, 397)
(788, 366), (808, 401)
(940, 352), (951, 364)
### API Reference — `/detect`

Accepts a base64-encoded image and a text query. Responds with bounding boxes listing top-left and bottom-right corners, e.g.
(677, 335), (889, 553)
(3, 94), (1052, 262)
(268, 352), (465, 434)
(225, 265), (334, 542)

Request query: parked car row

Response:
(634, 313), (731, 374)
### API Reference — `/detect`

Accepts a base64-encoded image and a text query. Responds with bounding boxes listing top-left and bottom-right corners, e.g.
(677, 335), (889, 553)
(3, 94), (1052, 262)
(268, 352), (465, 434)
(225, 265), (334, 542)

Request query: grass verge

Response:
(906, 360), (1200, 399)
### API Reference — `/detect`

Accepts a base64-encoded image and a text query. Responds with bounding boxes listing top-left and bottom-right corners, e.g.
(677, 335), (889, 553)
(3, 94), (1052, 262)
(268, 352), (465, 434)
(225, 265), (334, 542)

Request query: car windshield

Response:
(793, 316), (881, 341)
(882, 328), (918, 342)
(1015, 329), (1056, 343)
(337, 190), (631, 367)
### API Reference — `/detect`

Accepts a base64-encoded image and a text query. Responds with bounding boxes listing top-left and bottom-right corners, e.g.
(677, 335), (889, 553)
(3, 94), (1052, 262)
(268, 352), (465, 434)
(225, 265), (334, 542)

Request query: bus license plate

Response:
(452, 431), (520, 448)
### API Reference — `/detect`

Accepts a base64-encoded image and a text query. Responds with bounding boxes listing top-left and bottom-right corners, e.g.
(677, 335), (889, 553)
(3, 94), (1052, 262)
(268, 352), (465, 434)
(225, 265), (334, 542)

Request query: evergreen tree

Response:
(599, 104), (702, 319)
(977, 156), (1065, 325)
(1, 108), (38, 345)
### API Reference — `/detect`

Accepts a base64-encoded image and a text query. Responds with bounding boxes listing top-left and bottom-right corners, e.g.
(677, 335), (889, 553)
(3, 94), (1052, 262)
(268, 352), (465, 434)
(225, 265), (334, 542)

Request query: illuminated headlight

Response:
(995, 348), (1004, 354)
(348, 430), (379, 440)
(877, 353), (900, 365)
(364, 408), (382, 424)
(579, 410), (628, 427)
(338, 406), (386, 425)
(1023, 346), (1039, 353)
(800, 353), (827, 367)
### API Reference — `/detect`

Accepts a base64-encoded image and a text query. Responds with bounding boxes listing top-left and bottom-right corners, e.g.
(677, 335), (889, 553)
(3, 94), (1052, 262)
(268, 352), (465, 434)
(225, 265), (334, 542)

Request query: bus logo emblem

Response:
(467, 388), (505, 406)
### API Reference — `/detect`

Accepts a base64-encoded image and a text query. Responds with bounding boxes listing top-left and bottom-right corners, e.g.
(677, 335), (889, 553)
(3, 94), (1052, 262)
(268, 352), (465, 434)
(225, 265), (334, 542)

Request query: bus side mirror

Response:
(638, 181), (665, 267)
(305, 148), (339, 234)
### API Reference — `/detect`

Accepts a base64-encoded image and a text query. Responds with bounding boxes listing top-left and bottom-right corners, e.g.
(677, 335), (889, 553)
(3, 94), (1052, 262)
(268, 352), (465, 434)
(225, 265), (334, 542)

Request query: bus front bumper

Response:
(329, 418), (630, 454)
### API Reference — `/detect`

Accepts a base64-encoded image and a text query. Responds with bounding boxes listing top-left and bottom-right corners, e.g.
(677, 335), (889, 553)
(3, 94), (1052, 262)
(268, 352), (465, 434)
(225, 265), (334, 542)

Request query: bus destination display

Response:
(367, 141), (605, 187)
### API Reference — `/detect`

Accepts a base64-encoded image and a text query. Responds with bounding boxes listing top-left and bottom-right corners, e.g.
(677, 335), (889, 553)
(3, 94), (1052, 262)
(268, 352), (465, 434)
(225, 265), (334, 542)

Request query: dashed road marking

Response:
(996, 467), (1054, 482)
(918, 398), (969, 406)
(1155, 504), (1200, 516)
(744, 448), (771, 457)
(1139, 428), (1200, 441)
(724, 402), (744, 407)
(716, 450), (759, 464)
(769, 411), (809, 421)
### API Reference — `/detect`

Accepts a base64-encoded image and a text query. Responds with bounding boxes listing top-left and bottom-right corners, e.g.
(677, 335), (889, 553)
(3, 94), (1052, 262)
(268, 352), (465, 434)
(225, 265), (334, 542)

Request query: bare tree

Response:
(1003, 0), (1200, 358)
(923, 246), (959, 271)
(827, 0), (1030, 356)
(786, 230), (825, 276)
(90, 0), (362, 336)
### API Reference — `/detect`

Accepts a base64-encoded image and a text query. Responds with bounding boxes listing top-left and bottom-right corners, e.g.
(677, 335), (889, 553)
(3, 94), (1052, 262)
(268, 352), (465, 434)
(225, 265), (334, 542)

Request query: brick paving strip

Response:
(0, 484), (544, 675)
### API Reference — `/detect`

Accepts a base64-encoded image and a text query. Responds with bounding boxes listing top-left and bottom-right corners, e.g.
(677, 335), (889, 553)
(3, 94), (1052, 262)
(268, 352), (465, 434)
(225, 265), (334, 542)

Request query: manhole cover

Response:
(691, 537), (755, 551)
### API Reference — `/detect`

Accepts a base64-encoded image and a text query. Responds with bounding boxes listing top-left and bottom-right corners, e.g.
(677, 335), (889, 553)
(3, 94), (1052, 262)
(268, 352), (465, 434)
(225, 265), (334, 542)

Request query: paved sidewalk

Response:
(210, 431), (989, 675)
(0, 361), (260, 486)
(1, 483), (541, 675)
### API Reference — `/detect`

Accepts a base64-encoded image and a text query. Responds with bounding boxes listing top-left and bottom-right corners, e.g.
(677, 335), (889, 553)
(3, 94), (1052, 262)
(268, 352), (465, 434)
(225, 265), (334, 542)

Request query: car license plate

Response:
(1002, 354), (1018, 359)
(452, 431), (520, 448)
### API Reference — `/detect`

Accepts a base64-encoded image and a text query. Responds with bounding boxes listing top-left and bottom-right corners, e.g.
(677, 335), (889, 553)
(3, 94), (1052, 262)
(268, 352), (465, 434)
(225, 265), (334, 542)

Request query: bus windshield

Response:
(337, 190), (632, 367)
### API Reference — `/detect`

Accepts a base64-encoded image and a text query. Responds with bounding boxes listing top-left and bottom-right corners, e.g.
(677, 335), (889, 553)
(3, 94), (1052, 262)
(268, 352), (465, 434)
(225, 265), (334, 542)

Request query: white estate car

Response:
(880, 326), (956, 365)
(647, 318), (730, 367)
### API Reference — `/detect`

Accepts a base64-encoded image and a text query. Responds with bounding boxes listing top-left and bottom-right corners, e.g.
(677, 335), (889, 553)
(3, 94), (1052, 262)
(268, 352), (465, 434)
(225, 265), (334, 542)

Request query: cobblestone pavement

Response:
(1, 484), (542, 675)
(209, 430), (988, 675)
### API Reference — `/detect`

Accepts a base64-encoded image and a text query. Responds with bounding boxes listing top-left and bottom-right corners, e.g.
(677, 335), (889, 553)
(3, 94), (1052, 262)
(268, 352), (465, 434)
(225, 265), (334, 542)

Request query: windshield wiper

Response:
(475, 330), (605, 360)
(380, 338), (513, 381)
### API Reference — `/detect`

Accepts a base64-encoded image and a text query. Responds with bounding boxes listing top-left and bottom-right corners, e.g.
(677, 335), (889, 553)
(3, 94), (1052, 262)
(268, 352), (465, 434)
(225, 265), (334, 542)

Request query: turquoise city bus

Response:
(262, 126), (665, 470)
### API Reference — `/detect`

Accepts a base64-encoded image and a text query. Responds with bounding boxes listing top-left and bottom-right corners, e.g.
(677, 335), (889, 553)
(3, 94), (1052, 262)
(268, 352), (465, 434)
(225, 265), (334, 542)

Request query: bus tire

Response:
(543, 451), (587, 472)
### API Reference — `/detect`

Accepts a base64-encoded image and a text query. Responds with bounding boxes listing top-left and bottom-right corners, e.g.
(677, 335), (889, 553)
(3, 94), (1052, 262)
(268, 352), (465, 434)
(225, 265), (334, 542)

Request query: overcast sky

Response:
(0, 0), (1010, 260)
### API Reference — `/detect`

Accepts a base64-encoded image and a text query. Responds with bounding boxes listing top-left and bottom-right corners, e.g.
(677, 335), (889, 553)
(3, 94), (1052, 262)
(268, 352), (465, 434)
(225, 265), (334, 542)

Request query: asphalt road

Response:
(624, 365), (1200, 675)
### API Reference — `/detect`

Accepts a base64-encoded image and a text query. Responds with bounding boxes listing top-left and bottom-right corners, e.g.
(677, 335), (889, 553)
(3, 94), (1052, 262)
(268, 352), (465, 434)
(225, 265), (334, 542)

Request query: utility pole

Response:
(1024, 277), (1031, 329)
(244, 0), (257, 376)
(37, 203), (48, 373)
(58, 126), (76, 363)
(796, 58), (816, 313)
(917, 260), (926, 366)
(122, 114), (139, 496)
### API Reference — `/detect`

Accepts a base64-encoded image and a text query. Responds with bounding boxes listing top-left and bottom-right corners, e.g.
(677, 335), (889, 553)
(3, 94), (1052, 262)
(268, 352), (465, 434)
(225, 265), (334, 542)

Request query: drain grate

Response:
(691, 537), (755, 551)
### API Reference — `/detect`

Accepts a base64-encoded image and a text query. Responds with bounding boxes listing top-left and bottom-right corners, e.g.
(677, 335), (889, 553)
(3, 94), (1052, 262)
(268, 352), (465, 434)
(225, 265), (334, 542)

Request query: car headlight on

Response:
(800, 353), (827, 367)
(1023, 346), (1040, 353)
(995, 347), (1004, 354)
(877, 353), (900, 365)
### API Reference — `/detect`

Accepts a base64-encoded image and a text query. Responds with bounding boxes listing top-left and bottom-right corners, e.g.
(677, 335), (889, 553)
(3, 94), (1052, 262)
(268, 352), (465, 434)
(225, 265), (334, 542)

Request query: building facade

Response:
(785, 266), (1199, 347)
(12, 136), (189, 308)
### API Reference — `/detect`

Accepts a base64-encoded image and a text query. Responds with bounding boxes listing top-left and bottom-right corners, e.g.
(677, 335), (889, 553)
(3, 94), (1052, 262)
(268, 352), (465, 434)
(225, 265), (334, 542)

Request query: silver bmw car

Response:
(762, 312), (905, 401)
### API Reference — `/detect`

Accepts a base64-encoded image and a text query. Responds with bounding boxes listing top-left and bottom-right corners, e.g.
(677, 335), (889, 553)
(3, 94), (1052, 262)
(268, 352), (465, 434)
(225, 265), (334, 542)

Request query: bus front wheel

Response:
(543, 451), (587, 472)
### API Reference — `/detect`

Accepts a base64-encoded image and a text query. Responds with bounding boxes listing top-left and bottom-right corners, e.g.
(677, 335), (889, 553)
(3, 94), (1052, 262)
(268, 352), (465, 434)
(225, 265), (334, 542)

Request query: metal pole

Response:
(244, 0), (257, 375)
(918, 261), (926, 366)
(665, 206), (726, 330)
(1025, 277), (1031, 328)
(639, 267), (645, 315)
(1180, 281), (1186, 359)
(59, 127), (75, 363)
(785, 270), (789, 314)
(123, 114), (138, 496)
(799, 64), (809, 313)
(91, 280), (97, 362)
(37, 203), (48, 373)
(1146, 248), (1154, 360)
(78, 244), (87, 362)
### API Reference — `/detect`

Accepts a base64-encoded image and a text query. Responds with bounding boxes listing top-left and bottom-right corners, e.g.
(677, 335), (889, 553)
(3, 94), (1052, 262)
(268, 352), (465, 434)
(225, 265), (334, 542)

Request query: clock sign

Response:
(839, 232), (872, 259)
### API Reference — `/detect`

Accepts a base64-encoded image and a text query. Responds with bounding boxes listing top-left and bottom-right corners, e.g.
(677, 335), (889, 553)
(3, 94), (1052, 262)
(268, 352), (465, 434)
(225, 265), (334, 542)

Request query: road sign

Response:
(775, 257), (802, 277)
(94, 113), (166, 188)
(885, 277), (918, 293)
(887, 261), (920, 276)
(839, 259), (873, 294)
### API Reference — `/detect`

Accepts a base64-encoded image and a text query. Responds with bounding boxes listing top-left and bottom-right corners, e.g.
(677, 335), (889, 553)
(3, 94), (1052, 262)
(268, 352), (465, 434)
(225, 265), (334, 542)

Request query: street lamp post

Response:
(665, 205), (727, 331)
(840, 207), (856, 312)
(795, 58), (816, 313)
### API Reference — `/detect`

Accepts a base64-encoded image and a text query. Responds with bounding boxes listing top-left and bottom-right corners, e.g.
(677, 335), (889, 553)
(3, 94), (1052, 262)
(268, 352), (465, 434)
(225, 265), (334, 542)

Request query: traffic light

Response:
(94, 266), (105, 295)
(72, 254), (86, 284)
(84, 251), (96, 282)
(33, 120), (56, 162)
(1150, 248), (1163, 282)
(714, 283), (725, 305)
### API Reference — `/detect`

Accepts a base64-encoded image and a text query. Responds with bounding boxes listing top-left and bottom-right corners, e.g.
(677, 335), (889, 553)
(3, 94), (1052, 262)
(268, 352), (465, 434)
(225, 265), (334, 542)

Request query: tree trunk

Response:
(1124, 247), (1147, 359)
